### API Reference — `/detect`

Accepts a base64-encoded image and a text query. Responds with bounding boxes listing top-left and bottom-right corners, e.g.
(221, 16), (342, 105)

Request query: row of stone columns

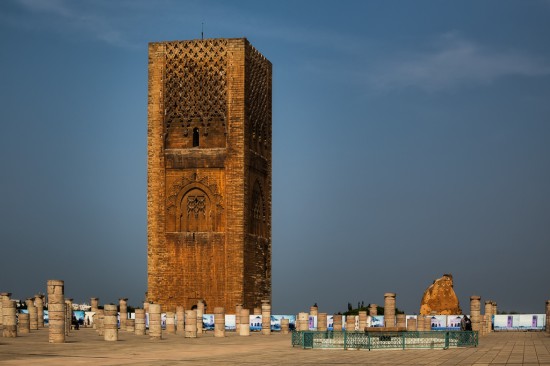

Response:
(2, 292), (46, 338)
(468, 296), (497, 336)
(90, 300), (232, 341)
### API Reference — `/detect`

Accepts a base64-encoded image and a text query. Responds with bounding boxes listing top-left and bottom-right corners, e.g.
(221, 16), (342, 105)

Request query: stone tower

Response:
(147, 38), (272, 312)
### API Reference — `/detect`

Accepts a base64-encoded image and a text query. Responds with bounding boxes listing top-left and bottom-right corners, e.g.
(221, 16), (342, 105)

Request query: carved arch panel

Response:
(177, 188), (210, 232)
(166, 174), (224, 232)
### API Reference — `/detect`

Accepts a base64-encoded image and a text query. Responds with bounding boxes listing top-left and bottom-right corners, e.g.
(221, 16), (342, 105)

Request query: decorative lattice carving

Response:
(164, 40), (228, 132)
(187, 195), (206, 218)
(246, 45), (272, 154)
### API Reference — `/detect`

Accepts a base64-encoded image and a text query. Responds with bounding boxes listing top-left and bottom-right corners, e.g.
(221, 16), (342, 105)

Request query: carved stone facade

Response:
(147, 38), (272, 312)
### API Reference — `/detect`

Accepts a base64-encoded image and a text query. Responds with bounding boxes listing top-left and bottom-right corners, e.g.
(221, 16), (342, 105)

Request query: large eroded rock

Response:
(420, 274), (462, 315)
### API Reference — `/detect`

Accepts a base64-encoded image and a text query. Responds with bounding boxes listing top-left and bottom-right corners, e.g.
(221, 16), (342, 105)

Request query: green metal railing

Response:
(291, 330), (478, 350)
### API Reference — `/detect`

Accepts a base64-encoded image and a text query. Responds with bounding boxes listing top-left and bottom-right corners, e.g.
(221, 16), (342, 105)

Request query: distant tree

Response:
(347, 303), (352, 312)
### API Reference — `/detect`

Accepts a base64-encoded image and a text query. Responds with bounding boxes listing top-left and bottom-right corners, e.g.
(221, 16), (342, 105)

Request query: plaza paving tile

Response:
(1, 328), (549, 365)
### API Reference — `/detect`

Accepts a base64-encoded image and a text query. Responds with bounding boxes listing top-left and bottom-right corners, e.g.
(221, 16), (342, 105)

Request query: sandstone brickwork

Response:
(420, 274), (462, 315)
(147, 38), (272, 312)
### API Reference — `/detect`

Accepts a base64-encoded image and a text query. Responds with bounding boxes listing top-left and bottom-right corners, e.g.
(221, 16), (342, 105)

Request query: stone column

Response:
(91, 297), (99, 312)
(2, 299), (17, 337)
(333, 314), (343, 331)
(149, 303), (162, 340)
(184, 310), (197, 338)
(317, 313), (328, 331)
(119, 298), (128, 330)
(492, 302), (498, 318)
(484, 300), (493, 334)
(384, 293), (396, 327)
(396, 314), (406, 329)
(0, 292), (6, 329)
(470, 296), (481, 332)
(425, 316), (432, 331)
(196, 300), (204, 336)
(297, 312), (308, 331)
(96, 309), (105, 336)
(18, 313), (30, 334)
(358, 311), (367, 331)
(214, 307), (225, 337)
(345, 315), (356, 331)
(165, 311), (176, 334)
(235, 304), (243, 335)
(369, 304), (377, 316)
(65, 298), (73, 336)
(261, 299), (271, 335)
(253, 307), (261, 315)
(90, 297), (99, 329)
(176, 306), (185, 335)
(135, 309), (146, 336)
(546, 300), (550, 334)
(417, 316), (425, 331)
(103, 304), (118, 341)
(34, 295), (45, 328)
(126, 318), (135, 333)
(281, 318), (290, 334)
(310, 305), (318, 317)
(239, 308), (250, 336)
(407, 317), (417, 331)
(26, 298), (38, 330)
(47, 280), (65, 343)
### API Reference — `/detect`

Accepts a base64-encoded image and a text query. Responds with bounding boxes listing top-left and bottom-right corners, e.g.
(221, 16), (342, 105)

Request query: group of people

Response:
(71, 315), (84, 330)
(460, 315), (472, 331)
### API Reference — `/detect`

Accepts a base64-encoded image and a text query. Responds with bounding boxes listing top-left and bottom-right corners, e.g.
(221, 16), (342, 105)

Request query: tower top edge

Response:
(149, 37), (248, 46)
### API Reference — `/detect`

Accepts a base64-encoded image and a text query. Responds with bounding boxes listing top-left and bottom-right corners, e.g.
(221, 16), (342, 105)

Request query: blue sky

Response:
(1, 0), (549, 314)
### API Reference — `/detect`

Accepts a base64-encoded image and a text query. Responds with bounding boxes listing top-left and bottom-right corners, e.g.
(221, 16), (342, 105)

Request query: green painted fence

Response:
(291, 330), (478, 350)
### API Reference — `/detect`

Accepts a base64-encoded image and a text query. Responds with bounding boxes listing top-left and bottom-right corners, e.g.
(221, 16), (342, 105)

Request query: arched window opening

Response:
(193, 127), (200, 147)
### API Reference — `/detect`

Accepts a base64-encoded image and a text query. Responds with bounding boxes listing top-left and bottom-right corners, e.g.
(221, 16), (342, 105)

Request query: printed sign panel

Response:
(203, 314), (215, 330)
(224, 314), (236, 330)
(271, 315), (295, 331)
(85, 311), (95, 326)
(494, 314), (546, 331)
(447, 315), (463, 330)
(428, 315), (447, 330)
(369, 315), (384, 327)
(249, 315), (262, 331)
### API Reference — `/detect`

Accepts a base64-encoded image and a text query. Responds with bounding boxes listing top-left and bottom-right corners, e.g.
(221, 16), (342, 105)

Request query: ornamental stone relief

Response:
(164, 39), (228, 134)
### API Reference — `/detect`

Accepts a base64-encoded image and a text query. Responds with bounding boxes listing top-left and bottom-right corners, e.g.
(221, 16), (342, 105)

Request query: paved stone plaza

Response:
(1, 328), (550, 365)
